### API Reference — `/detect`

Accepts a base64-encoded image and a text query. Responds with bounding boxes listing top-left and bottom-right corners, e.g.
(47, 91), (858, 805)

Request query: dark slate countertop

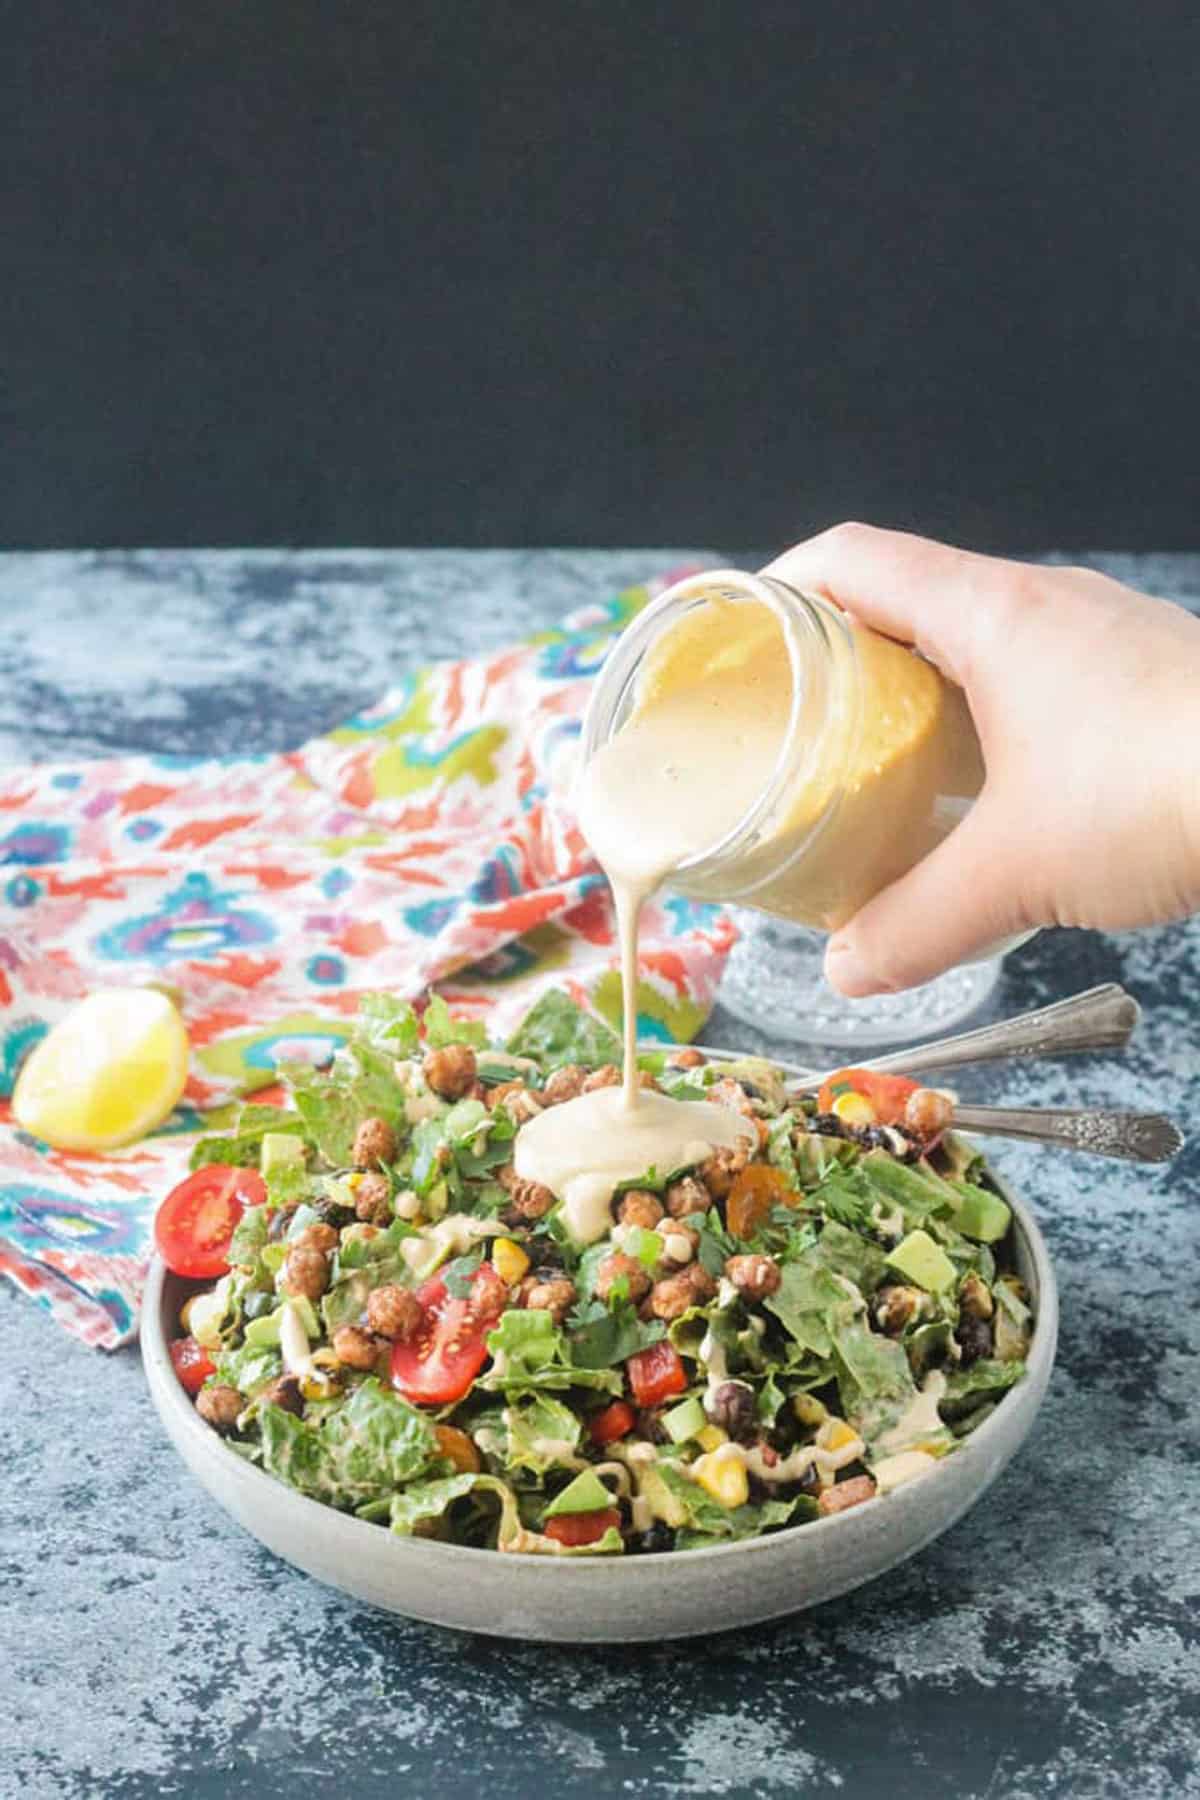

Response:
(2, 550), (1197, 1800)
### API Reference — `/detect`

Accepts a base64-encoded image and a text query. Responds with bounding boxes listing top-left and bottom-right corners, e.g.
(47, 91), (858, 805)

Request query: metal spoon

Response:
(783, 983), (1140, 1091)
(940, 1102), (1183, 1163)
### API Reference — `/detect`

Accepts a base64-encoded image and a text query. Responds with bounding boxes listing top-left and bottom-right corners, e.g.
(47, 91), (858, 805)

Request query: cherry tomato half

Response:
(390, 1261), (509, 1406)
(588, 1399), (636, 1447)
(817, 1068), (919, 1126)
(543, 1508), (622, 1548)
(626, 1341), (688, 1408)
(169, 1335), (216, 1395)
(154, 1165), (266, 1279)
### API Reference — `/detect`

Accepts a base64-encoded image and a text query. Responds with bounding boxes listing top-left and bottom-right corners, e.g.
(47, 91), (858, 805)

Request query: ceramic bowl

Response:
(142, 1066), (1058, 1643)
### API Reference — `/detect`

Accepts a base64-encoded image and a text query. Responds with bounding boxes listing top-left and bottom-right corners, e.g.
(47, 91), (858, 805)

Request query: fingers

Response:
(823, 799), (1032, 996)
(761, 523), (1018, 688)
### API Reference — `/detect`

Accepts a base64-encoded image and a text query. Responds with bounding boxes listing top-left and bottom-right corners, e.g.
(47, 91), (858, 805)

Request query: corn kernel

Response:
(693, 1446), (750, 1510)
(793, 1393), (828, 1427)
(832, 1090), (877, 1127)
(346, 1172), (364, 1191)
(696, 1424), (728, 1453)
(818, 1418), (860, 1453)
(493, 1239), (531, 1285)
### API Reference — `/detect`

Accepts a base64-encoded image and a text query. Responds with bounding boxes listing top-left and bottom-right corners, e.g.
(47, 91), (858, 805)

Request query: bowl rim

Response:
(141, 1046), (1059, 1574)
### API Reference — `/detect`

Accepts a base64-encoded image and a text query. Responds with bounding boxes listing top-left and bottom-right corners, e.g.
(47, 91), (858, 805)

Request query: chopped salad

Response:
(161, 991), (1033, 1556)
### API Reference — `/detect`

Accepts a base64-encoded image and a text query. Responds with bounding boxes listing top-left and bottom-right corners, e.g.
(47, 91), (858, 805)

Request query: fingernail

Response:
(824, 938), (877, 997)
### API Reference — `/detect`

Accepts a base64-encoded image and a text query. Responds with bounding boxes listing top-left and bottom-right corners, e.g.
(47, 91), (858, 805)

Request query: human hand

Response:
(762, 525), (1200, 996)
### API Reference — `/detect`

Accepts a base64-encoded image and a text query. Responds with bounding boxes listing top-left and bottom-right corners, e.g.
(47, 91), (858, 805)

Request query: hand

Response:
(763, 525), (1200, 997)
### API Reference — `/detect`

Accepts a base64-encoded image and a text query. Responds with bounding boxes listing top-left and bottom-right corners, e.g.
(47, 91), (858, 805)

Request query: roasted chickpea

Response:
(649, 1263), (716, 1320)
(352, 1115), (397, 1169)
(497, 1165), (556, 1219)
(581, 1064), (621, 1092)
(196, 1384), (243, 1433)
(595, 1253), (652, 1304)
(524, 1277), (577, 1324)
(331, 1323), (384, 1370)
(541, 1064), (587, 1105)
(664, 1174), (712, 1218)
(366, 1284), (424, 1341)
(354, 1169), (393, 1224)
(723, 1253), (781, 1300)
(423, 1043), (478, 1100)
(291, 1221), (338, 1253)
(697, 1144), (749, 1200)
(488, 1081), (543, 1124)
(904, 1086), (955, 1139)
(282, 1244), (330, 1301)
(617, 1188), (664, 1230)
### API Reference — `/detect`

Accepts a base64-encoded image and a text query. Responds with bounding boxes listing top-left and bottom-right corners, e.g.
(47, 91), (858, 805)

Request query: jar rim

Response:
(578, 566), (848, 880)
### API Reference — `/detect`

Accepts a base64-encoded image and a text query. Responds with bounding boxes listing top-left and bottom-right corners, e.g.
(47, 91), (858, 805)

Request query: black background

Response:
(6, 2), (1200, 551)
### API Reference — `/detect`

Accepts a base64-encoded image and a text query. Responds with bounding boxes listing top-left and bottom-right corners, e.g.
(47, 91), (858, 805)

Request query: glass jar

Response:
(579, 567), (985, 934)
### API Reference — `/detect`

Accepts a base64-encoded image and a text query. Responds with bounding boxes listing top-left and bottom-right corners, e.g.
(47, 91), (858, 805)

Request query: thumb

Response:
(823, 800), (1031, 996)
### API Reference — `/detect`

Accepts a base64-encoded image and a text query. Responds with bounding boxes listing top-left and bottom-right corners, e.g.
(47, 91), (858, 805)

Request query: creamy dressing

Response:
(872, 1449), (939, 1494)
(875, 1369), (948, 1457)
(399, 1213), (506, 1276)
(577, 596), (795, 1108)
(279, 1300), (315, 1379)
(514, 1085), (752, 1245)
(689, 1432), (865, 1489)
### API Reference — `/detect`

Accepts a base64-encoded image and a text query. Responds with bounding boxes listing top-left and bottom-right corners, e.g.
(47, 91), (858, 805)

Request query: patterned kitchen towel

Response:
(0, 568), (735, 1348)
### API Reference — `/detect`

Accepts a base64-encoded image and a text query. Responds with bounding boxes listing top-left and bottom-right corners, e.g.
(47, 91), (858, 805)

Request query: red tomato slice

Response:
(543, 1508), (622, 1547)
(390, 1261), (509, 1406)
(817, 1068), (919, 1125)
(626, 1341), (688, 1408)
(154, 1165), (266, 1279)
(169, 1335), (216, 1396)
(588, 1400), (636, 1447)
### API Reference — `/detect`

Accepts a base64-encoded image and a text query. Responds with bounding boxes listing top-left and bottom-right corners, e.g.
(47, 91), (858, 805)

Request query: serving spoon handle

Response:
(947, 1103), (1183, 1163)
(785, 983), (1140, 1090)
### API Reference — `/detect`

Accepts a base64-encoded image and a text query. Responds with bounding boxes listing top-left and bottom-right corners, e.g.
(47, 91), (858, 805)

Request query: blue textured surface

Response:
(1, 551), (1197, 1799)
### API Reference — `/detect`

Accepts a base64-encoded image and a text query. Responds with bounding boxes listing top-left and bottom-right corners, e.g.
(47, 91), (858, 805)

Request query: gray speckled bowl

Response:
(141, 1077), (1057, 1642)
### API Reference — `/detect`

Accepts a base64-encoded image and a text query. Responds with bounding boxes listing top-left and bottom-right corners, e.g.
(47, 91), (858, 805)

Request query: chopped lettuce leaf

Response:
(227, 1203), (270, 1268)
(567, 1294), (665, 1369)
(503, 1394), (583, 1474)
(260, 1378), (438, 1508)
(764, 1255), (860, 1360)
(214, 1341), (282, 1397)
(505, 988), (621, 1072)
(422, 994), (489, 1050)
(655, 1463), (816, 1547)
(355, 993), (421, 1058)
(189, 1104), (307, 1172)
(813, 1218), (888, 1295)
(284, 1040), (407, 1168)
(832, 1319), (920, 1448)
(941, 1357), (1026, 1418)
(387, 1471), (498, 1535)
(480, 1309), (621, 1394)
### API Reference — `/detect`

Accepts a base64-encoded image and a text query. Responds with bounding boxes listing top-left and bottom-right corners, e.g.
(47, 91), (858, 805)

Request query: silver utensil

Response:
(784, 983), (1140, 1090)
(946, 1103), (1183, 1163)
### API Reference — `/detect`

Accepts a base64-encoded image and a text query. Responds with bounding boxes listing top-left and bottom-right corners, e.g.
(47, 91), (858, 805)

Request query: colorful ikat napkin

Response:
(0, 569), (734, 1347)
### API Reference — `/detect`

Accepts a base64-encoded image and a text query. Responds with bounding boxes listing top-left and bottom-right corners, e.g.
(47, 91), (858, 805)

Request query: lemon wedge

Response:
(12, 988), (190, 1151)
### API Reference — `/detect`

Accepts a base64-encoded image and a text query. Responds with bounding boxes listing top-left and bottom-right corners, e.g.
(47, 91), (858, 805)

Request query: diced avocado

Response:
(661, 1396), (707, 1445)
(954, 1186), (1012, 1244)
(543, 1469), (615, 1518)
(257, 1292), (320, 1338)
(243, 1309), (283, 1348)
(886, 1228), (957, 1293)
(635, 1462), (690, 1528)
(261, 1131), (306, 1176)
